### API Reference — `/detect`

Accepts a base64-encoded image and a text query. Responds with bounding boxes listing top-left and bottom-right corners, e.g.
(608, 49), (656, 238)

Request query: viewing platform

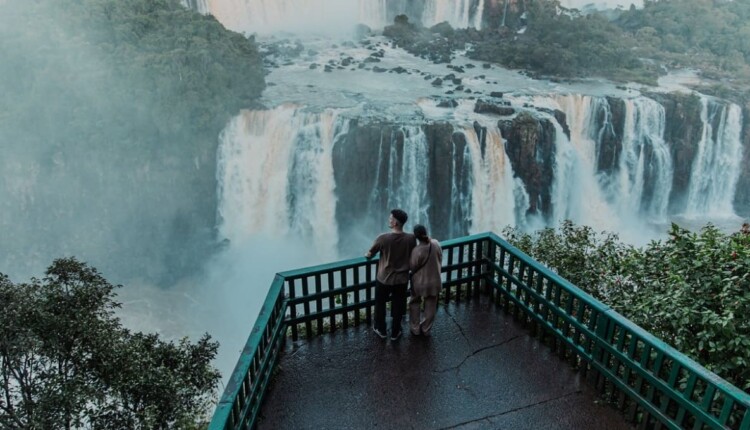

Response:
(210, 233), (750, 430)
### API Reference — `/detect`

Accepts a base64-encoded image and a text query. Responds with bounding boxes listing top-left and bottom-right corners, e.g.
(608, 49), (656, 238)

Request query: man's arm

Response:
(365, 235), (382, 258)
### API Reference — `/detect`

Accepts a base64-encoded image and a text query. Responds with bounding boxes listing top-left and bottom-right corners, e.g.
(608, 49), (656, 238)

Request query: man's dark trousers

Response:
(374, 281), (408, 335)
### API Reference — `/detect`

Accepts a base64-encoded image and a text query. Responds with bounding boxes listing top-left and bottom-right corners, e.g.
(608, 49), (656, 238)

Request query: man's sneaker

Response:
(390, 330), (402, 341)
(373, 327), (387, 339)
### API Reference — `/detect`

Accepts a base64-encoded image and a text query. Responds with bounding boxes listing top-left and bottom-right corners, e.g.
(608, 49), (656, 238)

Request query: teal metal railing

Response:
(209, 232), (750, 430)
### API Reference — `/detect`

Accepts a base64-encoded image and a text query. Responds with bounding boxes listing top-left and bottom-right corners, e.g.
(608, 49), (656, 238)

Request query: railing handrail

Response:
(277, 232), (492, 279)
(483, 232), (749, 429)
(486, 232), (610, 313)
(208, 275), (286, 430)
(210, 232), (749, 430)
(603, 307), (750, 403)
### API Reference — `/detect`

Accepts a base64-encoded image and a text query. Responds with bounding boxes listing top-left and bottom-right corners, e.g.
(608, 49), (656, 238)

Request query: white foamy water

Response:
(684, 98), (743, 218)
(384, 126), (432, 225)
(188, 0), (486, 34)
(422, 0), (485, 29)
(216, 105), (345, 260)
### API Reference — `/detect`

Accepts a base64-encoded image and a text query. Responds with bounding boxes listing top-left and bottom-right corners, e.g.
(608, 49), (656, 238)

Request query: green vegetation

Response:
(617, 0), (750, 91)
(386, 0), (750, 91)
(503, 221), (750, 392)
(470, 2), (656, 84)
(0, 0), (265, 283)
(0, 258), (220, 429)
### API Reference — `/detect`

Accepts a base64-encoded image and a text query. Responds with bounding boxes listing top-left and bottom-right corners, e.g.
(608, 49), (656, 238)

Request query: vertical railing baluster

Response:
(353, 265), (361, 326)
(533, 271), (544, 338)
(485, 239), (497, 300)
(561, 293), (574, 359)
(498, 248), (507, 308)
(506, 255), (515, 316)
(327, 271), (335, 332)
(302, 277), (312, 338)
(366, 260), (373, 324)
(513, 262), (525, 320)
(457, 243), (465, 302)
(674, 374), (698, 427)
(523, 264), (533, 325)
(340, 269), (349, 330)
(472, 241), (481, 298)
(717, 398), (735, 428)
(445, 245), (454, 304)
(314, 274), (323, 335)
(288, 278), (298, 341)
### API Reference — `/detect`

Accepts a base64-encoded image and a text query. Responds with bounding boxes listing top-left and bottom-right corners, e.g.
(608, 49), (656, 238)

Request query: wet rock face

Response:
(483, 0), (526, 30)
(332, 120), (471, 247)
(734, 102), (750, 217)
(499, 112), (557, 219)
(648, 92), (704, 214)
(598, 97), (625, 176)
(474, 100), (514, 116)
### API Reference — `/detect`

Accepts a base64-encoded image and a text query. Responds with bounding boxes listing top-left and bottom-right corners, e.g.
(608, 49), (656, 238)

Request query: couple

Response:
(365, 208), (443, 341)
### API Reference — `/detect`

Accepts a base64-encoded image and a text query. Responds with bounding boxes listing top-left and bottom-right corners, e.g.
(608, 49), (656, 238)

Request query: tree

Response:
(0, 258), (220, 429)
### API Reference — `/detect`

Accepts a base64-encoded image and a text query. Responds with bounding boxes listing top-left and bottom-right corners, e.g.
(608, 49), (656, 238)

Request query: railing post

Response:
(480, 237), (494, 295)
(591, 310), (611, 391)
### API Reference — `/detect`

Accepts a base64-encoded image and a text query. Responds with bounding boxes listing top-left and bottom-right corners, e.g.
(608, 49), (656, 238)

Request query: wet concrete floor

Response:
(258, 295), (633, 429)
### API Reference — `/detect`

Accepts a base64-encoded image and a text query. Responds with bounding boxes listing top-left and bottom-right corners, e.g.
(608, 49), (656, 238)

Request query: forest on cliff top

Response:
(388, 0), (750, 99)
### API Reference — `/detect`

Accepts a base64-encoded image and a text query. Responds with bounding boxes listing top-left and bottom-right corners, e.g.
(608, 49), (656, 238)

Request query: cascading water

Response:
(191, 0), (387, 34)
(185, 0), (485, 33)
(216, 105), (346, 260)
(448, 139), (473, 238)
(545, 96), (620, 230)
(619, 97), (672, 221)
(549, 94), (673, 225)
(461, 125), (523, 233)
(383, 126), (432, 226)
(422, 0), (485, 30)
(684, 98), (743, 218)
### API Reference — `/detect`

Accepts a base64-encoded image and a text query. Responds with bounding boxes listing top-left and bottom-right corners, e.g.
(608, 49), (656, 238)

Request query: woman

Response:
(408, 224), (443, 336)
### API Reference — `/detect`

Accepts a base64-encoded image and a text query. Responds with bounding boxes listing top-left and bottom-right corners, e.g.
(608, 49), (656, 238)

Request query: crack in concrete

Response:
(437, 390), (583, 430)
(443, 306), (471, 346)
(433, 334), (524, 374)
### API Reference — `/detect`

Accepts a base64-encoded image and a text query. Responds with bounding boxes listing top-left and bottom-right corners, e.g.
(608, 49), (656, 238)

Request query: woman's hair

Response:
(413, 224), (429, 242)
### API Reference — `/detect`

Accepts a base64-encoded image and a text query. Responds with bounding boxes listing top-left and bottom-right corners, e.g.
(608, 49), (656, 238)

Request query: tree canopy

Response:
(0, 258), (220, 429)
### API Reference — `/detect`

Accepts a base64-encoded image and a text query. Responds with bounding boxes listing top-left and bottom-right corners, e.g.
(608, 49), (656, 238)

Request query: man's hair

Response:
(390, 209), (408, 226)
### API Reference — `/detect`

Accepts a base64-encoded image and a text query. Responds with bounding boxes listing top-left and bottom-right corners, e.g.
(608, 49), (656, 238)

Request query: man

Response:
(365, 209), (416, 340)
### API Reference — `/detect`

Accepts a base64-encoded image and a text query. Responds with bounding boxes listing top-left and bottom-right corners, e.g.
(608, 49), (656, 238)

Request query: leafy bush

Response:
(0, 258), (220, 429)
(503, 221), (750, 391)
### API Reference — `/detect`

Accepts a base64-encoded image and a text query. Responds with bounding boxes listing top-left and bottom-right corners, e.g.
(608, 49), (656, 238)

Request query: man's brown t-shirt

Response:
(368, 232), (416, 285)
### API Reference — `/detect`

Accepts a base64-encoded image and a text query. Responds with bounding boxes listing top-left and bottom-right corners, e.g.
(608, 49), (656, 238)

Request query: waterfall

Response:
(192, 0), (387, 34)
(448, 139), (473, 238)
(619, 97), (672, 221)
(461, 125), (523, 233)
(188, 0), (486, 32)
(359, 0), (389, 29)
(549, 96), (615, 228)
(383, 126), (432, 226)
(180, 0), (209, 14)
(216, 105), (346, 260)
(422, 0), (485, 29)
(551, 94), (673, 224)
(684, 98), (743, 218)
